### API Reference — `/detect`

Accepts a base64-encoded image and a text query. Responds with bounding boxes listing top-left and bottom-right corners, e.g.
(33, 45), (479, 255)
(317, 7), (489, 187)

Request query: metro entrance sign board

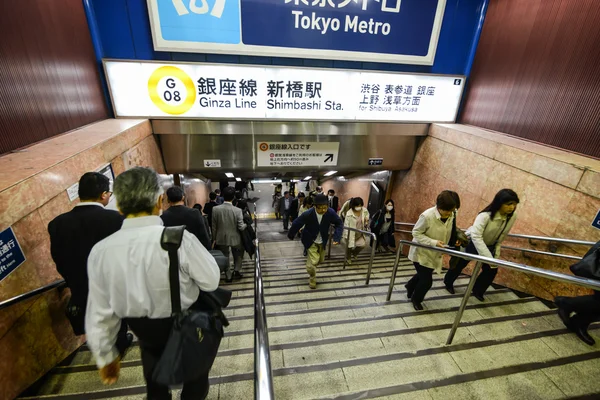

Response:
(147, 0), (446, 65)
(104, 60), (465, 122)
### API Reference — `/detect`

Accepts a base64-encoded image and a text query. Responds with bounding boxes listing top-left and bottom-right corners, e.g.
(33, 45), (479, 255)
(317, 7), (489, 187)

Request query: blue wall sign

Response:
(148, 0), (447, 65)
(593, 209), (600, 231)
(0, 227), (26, 282)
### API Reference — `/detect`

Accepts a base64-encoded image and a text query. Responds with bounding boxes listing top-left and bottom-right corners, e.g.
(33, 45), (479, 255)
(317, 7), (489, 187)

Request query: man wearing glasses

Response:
(288, 194), (343, 289)
(48, 172), (132, 354)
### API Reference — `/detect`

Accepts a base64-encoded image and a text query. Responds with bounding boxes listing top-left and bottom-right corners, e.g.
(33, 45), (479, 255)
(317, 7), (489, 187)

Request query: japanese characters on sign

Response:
(0, 227), (26, 283)
(256, 142), (339, 167)
(147, 0), (446, 65)
(105, 61), (464, 122)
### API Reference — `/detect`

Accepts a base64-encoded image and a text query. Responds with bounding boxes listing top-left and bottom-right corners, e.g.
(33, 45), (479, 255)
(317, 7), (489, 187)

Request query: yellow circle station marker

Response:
(148, 66), (196, 115)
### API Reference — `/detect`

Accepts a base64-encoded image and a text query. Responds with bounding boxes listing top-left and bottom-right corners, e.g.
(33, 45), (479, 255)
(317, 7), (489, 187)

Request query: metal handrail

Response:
(0, 279), (66, 311)
(253, 239), (274, 400)
(394, 222), (596, 246)
(387, 240), (600, 345)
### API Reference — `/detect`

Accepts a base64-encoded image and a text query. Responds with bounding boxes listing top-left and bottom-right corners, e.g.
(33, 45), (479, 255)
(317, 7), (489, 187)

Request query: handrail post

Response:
(365, 233), (377, 285)
(253, 239), (274, 400)
(446, 262), (482, 345)
(386, 243), (404, 301)
(343, 228), (350, 270)
(327, 225), (333, 259)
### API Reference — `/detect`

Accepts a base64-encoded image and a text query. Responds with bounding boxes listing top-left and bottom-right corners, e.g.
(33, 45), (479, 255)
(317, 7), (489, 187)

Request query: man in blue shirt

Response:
(288, 194), (343, 289)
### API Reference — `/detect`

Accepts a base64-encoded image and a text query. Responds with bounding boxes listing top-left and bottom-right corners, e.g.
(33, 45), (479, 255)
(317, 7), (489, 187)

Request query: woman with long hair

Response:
(343, 197), (370, 264)
(444, 188), (520, 301)
(370, 199), (396, 252)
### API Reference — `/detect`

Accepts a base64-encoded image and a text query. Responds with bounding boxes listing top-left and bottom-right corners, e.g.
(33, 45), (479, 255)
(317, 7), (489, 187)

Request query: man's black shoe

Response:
(472, 293), (485, 302)
(574, 326), (596, 346)
(225, 275), (233, 283)
(445, 284), (455, 295)
(412, 301), (424, 311)
(405, 284), (414, 299)
(233, 271), (244, 279)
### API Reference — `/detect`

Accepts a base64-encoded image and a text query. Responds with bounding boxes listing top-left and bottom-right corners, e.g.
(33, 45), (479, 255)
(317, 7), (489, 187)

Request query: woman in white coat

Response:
(343, 197), (370, 264)
(406, 191), (458, 310)
(444, 189), (519, 301)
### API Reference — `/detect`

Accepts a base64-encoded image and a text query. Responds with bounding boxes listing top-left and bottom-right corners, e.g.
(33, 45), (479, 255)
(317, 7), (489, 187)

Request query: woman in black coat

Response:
(370, 199), (396, 252)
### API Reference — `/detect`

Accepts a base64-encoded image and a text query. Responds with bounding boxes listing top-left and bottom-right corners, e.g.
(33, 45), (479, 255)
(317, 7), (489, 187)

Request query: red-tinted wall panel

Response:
(0, 0), (109, 155)
(460, 0), (600, 159)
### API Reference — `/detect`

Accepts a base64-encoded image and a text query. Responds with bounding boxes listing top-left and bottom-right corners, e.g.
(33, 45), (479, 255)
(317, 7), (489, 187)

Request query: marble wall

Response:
(0, 119), (165, 400)
(391, 124), (600, 301)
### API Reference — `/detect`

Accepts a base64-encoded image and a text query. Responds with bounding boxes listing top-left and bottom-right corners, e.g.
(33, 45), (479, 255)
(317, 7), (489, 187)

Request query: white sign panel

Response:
(257, 142), (339, 167)
(104, 60), (464, 123)
(204, 159), (222, 168)
(67, 183), (79, 202)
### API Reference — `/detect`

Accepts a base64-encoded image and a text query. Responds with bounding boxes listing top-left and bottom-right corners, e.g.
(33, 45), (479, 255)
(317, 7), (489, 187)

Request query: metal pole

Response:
(327, 225), (333, 259)
(343, 229), (350, 270)
(446, 262), (482, 345)
(386, 243), (404, 301)
(365, 233), (376, 285)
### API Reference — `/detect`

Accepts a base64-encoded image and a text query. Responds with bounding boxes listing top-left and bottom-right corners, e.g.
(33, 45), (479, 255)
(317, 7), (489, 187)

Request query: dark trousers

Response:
(444, 242), (498, 296)
(406, 262), (434, 304)
(560, 293), (600, 330)
(125, 317), (210, 400)
(283, 209), (291, 230)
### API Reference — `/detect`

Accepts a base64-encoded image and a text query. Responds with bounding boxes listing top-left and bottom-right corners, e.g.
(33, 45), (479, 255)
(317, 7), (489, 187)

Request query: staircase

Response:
(19, 224), (600, 399)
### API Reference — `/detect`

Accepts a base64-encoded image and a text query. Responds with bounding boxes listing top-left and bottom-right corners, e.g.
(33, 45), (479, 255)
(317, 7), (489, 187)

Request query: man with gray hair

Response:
(85, 167), (220, 399)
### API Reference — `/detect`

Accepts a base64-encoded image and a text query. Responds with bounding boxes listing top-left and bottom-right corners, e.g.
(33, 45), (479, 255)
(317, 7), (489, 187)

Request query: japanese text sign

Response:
(257, 142), (339, 167)
(0, 227), (26, 283)
(147, 0), (446, 65)
(104, 60), (464, 122)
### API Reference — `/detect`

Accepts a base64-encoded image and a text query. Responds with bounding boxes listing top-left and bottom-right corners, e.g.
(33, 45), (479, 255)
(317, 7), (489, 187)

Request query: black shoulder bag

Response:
(570, 241), (600, 280)
(152, 226), (227, 386)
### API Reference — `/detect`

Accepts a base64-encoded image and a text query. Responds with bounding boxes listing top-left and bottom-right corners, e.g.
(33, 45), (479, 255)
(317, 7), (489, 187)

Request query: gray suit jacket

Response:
(212, 202), (246, 247)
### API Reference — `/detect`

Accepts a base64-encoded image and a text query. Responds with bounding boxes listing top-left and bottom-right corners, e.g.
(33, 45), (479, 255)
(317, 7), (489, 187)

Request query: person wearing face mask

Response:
(370, 199), (396, 253)
(327, 189), (339, 211)
(406, 191), (457, 311)
(443, 189), (520, 301)
(343, 197), (370, 264)
(288, 195), (343, 289)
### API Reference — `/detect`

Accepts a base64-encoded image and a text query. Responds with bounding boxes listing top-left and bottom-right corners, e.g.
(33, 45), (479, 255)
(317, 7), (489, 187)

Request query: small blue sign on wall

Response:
(0, 227), (26, 282)
(593, 209), (600, 231)
(148, 0), (447, 65)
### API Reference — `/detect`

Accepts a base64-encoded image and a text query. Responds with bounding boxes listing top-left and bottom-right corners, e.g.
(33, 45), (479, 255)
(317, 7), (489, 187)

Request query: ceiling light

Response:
(225, 172), (234, 178)
(303, 176), (312, 181)
(252, 179), (282, 184)
(324, 171), (337, 176)
(235, 177), (242, 182)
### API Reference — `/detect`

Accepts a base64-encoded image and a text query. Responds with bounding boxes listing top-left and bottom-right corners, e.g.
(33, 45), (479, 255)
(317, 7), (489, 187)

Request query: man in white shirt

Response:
(85, 167), (220, 399)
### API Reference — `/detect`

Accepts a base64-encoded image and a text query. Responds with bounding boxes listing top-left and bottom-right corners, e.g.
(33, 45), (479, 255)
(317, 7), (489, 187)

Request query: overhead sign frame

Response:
(103, 59), (466, 123)
(146, 0), (447, 66)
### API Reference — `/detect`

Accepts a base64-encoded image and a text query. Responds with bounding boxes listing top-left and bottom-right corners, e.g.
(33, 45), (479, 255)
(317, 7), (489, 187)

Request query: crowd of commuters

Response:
(46, 169), (599, 398)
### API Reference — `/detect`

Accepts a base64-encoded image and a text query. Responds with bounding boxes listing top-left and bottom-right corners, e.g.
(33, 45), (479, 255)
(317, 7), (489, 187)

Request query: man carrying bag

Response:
(555, 239), (600, 346)
(85, 167), (225, 399)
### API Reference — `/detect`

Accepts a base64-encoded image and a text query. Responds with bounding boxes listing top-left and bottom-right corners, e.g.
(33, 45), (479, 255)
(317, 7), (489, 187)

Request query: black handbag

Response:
(570, 243), (600, 279)
(152, 226), (228, 386)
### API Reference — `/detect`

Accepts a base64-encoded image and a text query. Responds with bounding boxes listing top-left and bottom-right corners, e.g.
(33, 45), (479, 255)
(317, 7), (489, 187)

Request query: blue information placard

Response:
(0, 227), (26, 282)
(148, 0), (447, 65)
(593, 209), (600, 231)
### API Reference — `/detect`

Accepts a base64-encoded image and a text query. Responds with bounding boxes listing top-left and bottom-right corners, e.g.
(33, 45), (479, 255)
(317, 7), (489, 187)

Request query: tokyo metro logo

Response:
(147, 66), (197, 115)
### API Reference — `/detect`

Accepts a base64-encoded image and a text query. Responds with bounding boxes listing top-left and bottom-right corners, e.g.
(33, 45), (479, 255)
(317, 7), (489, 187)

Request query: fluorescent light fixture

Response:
(235, 177), (242, 182)
(324, 171), (337, 177)
(225, 172), (234, 178)
(291, 179), (301, 183)
(371, 182), (380, 193)
(252, 179), (282, 184)
(303, 176), (312, 181)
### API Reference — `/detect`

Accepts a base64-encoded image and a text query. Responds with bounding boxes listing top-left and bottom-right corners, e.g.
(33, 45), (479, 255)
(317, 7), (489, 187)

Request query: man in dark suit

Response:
(327, 189), (339, 211)
(290, 192), (305, 221)
(203, 192), (218, 228)
(288, 194), (343, 289)
(161, 186), (211, 250)
(48, 172), (132, 352)
(280, 191), (293, 230)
